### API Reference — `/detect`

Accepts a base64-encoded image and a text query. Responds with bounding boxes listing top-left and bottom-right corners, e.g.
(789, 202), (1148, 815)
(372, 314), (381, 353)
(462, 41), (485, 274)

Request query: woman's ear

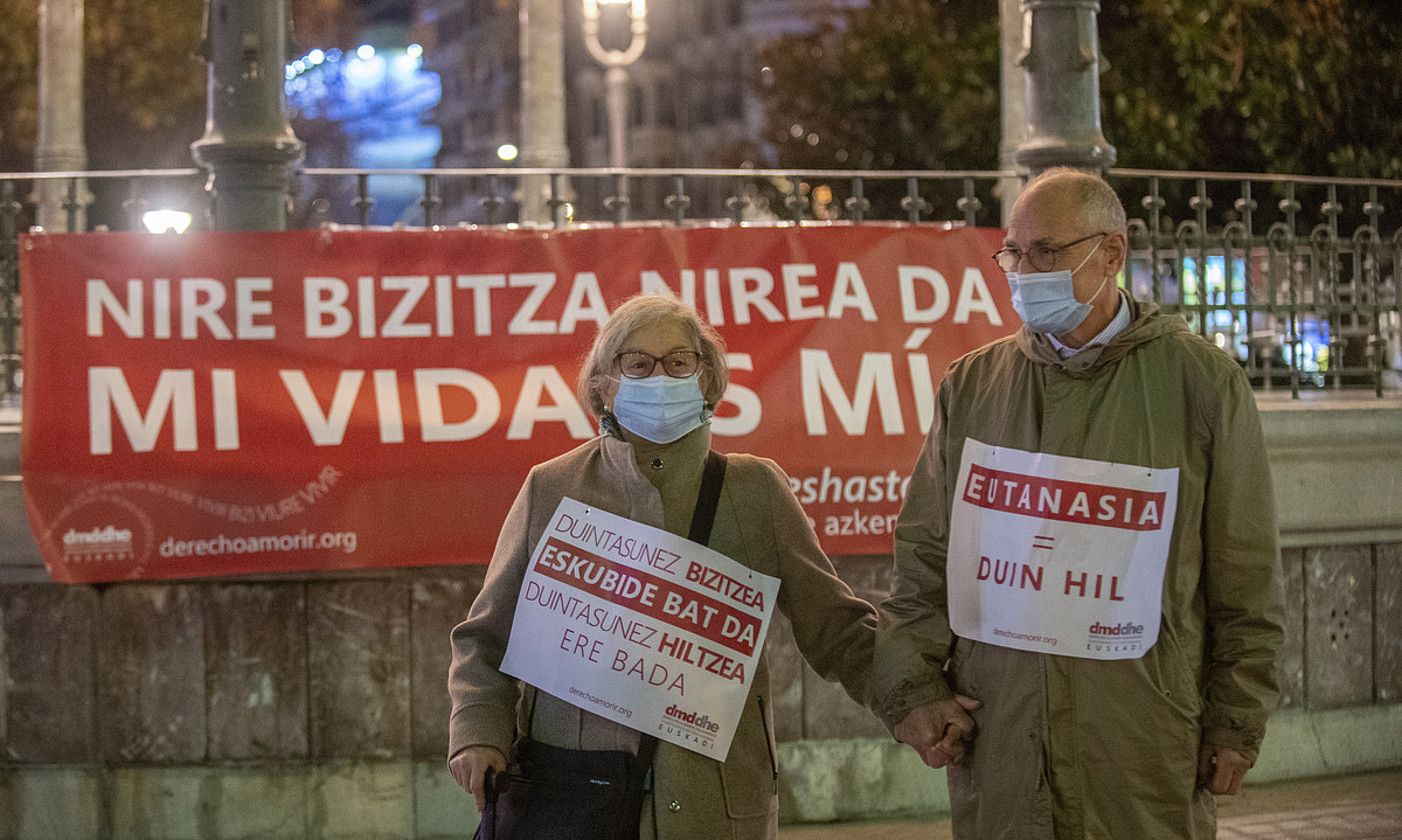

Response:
(699, 364), (721, 407)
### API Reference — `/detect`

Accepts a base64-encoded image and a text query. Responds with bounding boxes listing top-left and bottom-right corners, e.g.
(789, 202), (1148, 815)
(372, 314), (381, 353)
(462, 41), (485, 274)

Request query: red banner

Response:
(20, 225), (1013, 582)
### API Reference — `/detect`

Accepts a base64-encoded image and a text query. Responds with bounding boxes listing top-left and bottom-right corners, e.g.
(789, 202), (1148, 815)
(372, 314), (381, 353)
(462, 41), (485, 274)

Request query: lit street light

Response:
(581, 0), (647, 169)
(142, 209), (194, 235)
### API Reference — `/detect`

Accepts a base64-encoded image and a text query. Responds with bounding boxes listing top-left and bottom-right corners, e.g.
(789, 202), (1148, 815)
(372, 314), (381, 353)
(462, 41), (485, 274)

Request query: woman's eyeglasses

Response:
(614, 350), (703, 379)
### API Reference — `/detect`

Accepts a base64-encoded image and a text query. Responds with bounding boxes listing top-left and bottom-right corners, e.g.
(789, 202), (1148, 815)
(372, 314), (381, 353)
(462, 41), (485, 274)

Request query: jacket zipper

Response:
(756, 695), (779, 780)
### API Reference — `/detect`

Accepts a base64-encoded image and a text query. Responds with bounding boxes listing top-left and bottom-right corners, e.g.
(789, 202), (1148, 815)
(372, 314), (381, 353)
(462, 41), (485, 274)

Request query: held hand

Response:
(448, 745), (508, 811)
(893, 694), (983, 769)
(1197, 744), (1251, 795)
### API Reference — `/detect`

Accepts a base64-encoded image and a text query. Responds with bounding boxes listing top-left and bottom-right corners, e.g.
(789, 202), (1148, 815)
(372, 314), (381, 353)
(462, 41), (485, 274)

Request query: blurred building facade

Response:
(414, 0), (866, 221)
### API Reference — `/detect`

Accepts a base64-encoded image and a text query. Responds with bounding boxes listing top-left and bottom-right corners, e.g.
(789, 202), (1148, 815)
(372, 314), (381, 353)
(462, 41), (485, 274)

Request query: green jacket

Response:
(874, 301), (1284, 840)
(449, 427), (877, 840)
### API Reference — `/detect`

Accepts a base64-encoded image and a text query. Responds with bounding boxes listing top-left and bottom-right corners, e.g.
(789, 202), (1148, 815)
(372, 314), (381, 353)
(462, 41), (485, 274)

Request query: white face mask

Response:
(1006, 238), (1108, 335)
(609, 372), (707, 444)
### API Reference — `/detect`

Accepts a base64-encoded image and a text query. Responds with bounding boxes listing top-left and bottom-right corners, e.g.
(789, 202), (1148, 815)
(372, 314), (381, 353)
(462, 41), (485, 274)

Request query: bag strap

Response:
(636, 733), (660, 766)
(635, 452), (726, 774)
(524, 682), (540, 737)
(687, 450), (728, 546)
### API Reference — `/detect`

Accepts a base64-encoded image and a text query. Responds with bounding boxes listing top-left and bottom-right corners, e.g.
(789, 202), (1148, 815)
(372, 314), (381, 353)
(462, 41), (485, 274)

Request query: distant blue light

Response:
(286, 42), (442, 224)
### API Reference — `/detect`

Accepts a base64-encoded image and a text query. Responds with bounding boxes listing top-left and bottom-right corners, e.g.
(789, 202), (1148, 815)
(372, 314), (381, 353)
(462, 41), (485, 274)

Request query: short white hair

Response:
(577, 294), (730, 419)
(1017, 167), (1127, 235)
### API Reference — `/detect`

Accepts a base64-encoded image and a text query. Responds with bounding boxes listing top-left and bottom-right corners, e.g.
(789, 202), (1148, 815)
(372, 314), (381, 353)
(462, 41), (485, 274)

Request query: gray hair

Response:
(1017, 167), (1127, 235)
(577, 294), (730, 419)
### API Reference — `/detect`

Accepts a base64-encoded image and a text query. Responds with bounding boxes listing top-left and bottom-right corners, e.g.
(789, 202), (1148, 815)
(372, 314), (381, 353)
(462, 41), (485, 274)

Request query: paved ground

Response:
(779, 769), (1402, 839)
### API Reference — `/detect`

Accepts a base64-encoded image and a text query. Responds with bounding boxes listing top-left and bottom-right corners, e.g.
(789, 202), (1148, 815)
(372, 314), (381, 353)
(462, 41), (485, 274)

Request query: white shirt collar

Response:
(1048, 291), (1132, 359)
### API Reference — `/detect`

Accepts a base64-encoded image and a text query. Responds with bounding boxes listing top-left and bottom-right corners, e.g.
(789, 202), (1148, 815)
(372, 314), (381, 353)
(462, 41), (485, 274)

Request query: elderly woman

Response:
(447, 294), (876, 840)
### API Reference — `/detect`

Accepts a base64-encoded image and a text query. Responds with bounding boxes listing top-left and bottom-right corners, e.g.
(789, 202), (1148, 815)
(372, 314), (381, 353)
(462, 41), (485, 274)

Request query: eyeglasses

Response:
(992, 232), (1108, 273)
(614, 350), (703, 379)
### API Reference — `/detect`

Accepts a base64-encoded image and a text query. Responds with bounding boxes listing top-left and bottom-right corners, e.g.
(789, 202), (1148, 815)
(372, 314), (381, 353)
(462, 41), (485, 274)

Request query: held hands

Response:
(1197, 744), (1252, 795)
(893, 694), (983, 769)
(448, 745), (507, 811)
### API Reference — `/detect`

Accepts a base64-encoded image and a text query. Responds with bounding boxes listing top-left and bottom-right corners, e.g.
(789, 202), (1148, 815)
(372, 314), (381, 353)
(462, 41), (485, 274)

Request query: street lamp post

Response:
(519, 0), (569, 225)
(34, 0), (89, 231)
(1014, 0), (1116, 174)
(191, 0), (305, 230)
(581, 0), (648, 170)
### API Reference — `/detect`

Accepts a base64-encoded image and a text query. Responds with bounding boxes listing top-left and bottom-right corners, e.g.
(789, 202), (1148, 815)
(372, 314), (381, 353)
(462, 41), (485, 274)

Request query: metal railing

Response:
(2, 166), (1399, 399)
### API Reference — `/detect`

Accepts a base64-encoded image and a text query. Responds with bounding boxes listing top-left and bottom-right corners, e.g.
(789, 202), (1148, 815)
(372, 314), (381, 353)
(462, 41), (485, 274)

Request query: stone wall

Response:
(1, 396), (1400, 838)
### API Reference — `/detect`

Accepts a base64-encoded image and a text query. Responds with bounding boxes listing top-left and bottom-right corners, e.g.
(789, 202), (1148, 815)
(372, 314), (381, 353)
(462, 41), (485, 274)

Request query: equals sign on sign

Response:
(1032, 535), (1056, 551)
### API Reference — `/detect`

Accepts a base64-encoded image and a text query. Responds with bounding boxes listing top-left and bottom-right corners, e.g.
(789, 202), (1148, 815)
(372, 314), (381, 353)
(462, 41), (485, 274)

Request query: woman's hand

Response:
(448, 745), (508, 811)
(893, 694), (983, 768)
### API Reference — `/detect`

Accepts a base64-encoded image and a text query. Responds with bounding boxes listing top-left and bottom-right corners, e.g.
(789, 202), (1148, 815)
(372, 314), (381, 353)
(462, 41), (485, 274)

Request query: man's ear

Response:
(1103, 232), (1129, 278)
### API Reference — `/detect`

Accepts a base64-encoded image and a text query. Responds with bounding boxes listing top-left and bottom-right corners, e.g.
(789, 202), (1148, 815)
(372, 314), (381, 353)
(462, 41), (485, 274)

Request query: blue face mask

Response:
(1006, 239), (1109, 335)
(610, 373), (707, 444)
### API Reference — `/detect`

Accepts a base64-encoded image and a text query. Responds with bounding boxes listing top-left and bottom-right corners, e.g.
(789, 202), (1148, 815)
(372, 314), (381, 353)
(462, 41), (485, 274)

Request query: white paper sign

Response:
(947, 439), (1179, 660)
(500, 497), (780, 761)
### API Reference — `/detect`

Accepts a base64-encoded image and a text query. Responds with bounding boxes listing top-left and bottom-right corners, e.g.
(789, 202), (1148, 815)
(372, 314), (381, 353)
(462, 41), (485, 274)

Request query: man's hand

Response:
(893, 694), (983, 769)
(1197, 744), (1251, 795)
(448, 745), (508, 811)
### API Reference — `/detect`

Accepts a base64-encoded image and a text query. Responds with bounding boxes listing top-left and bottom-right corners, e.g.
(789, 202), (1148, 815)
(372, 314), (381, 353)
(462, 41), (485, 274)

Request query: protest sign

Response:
(947, 439), (1180, 660)
(500, 497), (779, 760)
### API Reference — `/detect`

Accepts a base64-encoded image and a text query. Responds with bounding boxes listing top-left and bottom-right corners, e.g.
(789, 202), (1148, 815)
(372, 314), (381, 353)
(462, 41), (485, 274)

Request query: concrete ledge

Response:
(308, 763), (413, 840)
(0, 767), (103, 840)
(1260, 400), (1402, 538)
(109, 765), (311, 840)
(1251, 704), (1402, 784)
(414, 762), (479, 840)
(2, 707), (1400, 838)
(777, 739), (948, 823)
(775, 704), (1402, 824)
(1279, 528), (1402, 548)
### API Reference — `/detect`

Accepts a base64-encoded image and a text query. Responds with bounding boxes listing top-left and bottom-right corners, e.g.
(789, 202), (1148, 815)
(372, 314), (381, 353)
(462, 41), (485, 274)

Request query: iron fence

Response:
(1, 167), (1399, 400)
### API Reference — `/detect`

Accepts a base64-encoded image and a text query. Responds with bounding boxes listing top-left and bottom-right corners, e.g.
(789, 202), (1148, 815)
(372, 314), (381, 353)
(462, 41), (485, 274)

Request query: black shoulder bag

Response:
(476, 451), (728, 840)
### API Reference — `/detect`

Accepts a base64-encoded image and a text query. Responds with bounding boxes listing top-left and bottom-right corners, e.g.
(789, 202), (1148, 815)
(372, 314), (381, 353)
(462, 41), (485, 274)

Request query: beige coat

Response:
(874, 302), (1285, 840)
(449, 426), (876, 840)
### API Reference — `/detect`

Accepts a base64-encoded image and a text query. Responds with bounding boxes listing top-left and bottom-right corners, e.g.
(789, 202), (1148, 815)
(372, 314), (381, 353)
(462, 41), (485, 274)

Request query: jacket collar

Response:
(598, 424), (712, 487)
(1016, 298), (1190, 377)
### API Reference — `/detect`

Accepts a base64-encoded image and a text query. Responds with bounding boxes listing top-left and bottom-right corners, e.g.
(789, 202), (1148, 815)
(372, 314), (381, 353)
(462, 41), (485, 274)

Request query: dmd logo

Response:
(1088, 621), (1144, 638)
(664, 704), (720, 734)
(1085, 620), (1148, 654)
(62, 525), (134, 559)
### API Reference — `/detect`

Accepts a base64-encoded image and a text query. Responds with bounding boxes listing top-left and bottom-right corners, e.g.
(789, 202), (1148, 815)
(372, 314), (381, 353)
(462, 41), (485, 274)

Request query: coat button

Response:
(668, 800), (681, 812)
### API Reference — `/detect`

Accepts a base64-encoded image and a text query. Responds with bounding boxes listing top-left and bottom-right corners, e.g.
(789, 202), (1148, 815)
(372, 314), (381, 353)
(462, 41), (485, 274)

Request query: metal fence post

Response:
(0, 181), (19, 396)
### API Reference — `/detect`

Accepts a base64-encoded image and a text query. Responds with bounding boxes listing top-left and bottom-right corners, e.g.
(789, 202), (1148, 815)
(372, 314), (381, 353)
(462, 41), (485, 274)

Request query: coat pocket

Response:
(1145, 626), (1202, 722)
(720, 696), (779, 819)
(947, 637), (980, 698)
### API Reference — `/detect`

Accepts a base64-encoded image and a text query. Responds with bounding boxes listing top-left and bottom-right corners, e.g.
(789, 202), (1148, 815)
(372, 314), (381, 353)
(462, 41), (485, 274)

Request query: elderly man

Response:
(873, 168), (1284, 839)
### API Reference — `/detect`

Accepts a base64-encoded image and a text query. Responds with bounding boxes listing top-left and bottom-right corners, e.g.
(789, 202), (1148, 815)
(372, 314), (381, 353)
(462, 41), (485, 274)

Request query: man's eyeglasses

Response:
(614, 350), (703, 379)
(992, 232), (1108, 273)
